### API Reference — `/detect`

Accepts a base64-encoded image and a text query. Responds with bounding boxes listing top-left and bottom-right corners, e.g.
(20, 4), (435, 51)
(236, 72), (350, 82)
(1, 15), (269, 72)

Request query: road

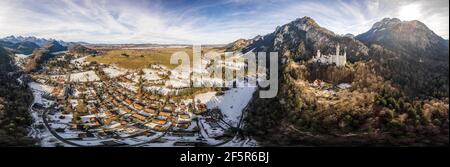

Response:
(41, 108), (84, 147)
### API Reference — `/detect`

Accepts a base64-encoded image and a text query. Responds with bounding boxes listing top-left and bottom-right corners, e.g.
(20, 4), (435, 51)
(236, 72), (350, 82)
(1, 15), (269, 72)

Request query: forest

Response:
(0, 47), (36, 146)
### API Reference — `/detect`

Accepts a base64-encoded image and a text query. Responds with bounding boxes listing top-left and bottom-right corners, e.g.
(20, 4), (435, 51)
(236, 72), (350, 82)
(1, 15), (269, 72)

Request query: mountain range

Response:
(227, 16), (448, 97)
(1, 35), (68, 47)
(239, 16), (448, 146)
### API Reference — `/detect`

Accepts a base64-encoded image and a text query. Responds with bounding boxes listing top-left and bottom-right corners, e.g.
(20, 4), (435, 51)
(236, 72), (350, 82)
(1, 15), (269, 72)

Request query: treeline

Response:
(244, 60), (448, 146)
(369, 45), (449, 98)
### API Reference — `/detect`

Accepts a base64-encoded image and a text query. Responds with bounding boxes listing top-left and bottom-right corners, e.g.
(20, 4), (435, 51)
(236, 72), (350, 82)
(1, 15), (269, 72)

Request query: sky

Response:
(0, 0), (448, 44)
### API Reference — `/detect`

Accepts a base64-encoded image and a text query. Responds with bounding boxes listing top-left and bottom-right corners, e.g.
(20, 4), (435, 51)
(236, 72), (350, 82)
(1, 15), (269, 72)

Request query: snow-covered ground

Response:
(27, 82), (72, 147)
(28, 82), (55, 106)
(143, 69), (161, 81)
(70, 71), (100, 82)
(70, 56), (88, 65)
(195, 87), (256, 127)
(15, 54), (30, 58)
(118, 82), (138, 92)
(219, 137), (258, 147)
(103, 66), (127, 78)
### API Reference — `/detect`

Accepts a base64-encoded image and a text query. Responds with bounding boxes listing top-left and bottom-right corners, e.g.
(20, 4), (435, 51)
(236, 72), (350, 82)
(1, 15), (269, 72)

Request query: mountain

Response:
(343, 33), (355, 38)
(0, 40), (40, 55)
(356, 18), (449, 97)
(68, 44), (97, 55)
(12, 41), (40, 55)
(43, 40), (67, 53)
(225, 39), (252, 52)
(356, 18), (449, 59)
(0, 35), (83, 47)
(1, 35), (50, 47)
(243, 16), (369, 62)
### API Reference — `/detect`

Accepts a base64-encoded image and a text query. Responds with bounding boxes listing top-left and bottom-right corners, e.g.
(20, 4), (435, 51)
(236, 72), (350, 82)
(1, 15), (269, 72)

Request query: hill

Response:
(68, 44), (98, 55)
(12, 41), (40, 55)
(0, 47), (36, 146)
(43, 40), (67, 53)
(25, 49), (56, 72)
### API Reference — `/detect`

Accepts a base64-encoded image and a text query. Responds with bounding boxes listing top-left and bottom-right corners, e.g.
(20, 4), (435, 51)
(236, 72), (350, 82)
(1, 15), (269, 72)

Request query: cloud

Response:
(0, 0), (448, 44)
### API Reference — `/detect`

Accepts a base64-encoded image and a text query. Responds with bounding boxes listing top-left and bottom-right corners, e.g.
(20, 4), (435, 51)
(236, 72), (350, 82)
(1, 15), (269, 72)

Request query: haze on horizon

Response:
(0, 0), (448, 44)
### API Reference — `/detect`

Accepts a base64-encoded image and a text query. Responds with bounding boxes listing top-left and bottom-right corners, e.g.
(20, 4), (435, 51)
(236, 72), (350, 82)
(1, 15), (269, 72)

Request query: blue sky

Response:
(0, 0), (448, 44)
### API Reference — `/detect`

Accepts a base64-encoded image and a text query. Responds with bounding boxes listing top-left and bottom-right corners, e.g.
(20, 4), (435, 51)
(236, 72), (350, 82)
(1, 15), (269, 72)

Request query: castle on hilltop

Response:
(312, 44), (347, 67)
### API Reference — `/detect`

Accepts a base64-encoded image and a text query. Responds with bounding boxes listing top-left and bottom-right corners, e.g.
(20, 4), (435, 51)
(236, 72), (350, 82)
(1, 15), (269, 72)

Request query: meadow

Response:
(87, 47), (225, 69)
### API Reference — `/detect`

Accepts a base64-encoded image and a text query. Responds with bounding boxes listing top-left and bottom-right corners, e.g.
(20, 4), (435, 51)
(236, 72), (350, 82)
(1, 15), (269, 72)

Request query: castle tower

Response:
(336, 43), (340, 56)
(342, 47), (347, 66)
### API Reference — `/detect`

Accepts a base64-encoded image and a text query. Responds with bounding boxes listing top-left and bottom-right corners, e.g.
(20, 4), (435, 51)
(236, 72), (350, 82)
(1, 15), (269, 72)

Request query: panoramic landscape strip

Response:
(0, 0), (448, 148)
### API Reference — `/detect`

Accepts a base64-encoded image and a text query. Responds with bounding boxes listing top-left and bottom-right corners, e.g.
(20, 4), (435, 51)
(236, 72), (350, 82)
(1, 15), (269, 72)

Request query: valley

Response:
(15, 45), (258, 147)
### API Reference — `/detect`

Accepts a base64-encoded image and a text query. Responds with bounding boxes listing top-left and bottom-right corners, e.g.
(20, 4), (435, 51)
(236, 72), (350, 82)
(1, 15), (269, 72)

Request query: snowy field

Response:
(195, 87), (256, 127)
(103, 66), (127, 78)
(70, 56), (88, 65)
(70, 71), (100, 82)
(143, 69), (161, 81)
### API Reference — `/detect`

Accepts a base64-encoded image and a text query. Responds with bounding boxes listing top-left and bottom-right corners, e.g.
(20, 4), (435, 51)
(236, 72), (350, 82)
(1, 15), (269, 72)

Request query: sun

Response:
(398, 4), (423, 21)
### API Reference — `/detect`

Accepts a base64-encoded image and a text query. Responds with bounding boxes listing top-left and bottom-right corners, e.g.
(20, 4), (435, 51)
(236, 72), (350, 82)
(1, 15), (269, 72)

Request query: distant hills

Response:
(0, 35), (92, 55)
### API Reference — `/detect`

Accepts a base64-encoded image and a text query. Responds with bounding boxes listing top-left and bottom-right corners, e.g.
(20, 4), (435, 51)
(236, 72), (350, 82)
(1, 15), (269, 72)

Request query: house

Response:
(133, 103), (144, 110)
(159, 111), (172, 118)
(123, 108), (132, 113)
(144, 108), (157, 115)
(125, 99), (133, 105)
(152, 119), (167, 125)
(135, 93), (143, 100)
(132, 114), (146, 122)
(176, 123), (191, 129)
(90, 107), (98, 114)
(196, 103), (208, 113)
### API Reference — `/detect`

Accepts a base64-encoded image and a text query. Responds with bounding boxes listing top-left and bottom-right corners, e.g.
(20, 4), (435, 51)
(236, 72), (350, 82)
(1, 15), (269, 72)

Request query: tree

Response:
(76, 99), (87, 113)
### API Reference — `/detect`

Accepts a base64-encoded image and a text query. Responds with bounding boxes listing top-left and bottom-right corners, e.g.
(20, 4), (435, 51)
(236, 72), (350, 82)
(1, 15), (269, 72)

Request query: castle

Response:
(312, 44), (347, 67)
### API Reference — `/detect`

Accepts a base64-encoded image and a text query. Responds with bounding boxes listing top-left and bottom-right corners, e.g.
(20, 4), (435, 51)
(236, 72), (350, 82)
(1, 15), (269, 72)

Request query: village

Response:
(22, 51), (258, 147)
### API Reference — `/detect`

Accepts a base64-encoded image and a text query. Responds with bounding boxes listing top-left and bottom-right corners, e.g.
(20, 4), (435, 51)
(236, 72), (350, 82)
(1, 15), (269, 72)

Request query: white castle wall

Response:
(312, 44), (346, 67)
